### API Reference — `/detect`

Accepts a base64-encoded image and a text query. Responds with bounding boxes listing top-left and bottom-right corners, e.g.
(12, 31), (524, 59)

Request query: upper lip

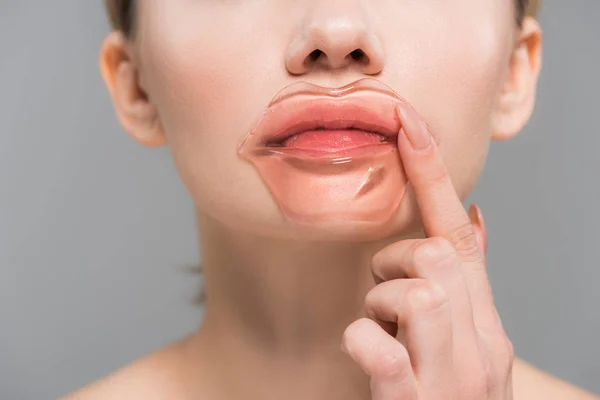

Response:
(247, 78), (403, 147)
(264, 101), (399, 146)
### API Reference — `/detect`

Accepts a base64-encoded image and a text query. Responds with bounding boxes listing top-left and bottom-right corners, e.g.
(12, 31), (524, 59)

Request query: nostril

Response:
(305, 49), (368, 68)
(350, 49), (365, 61)
(309, 49), (323, 61)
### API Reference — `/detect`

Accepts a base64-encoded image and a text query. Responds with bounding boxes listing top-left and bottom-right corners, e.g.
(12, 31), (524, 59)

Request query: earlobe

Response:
(99, 32), (166, 147)
(491, 17), (543, 141)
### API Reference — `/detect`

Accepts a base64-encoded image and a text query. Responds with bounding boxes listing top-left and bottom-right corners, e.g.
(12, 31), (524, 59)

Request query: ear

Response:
(491, 17), (543, 141)
(99, 31), (166, 147)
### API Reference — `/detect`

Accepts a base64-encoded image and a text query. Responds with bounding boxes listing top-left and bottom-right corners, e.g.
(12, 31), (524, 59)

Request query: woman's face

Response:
(109, 0), (538, 240)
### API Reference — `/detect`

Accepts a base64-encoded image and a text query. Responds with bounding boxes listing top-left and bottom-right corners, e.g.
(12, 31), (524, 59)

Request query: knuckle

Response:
(506, 338), (516, 362)
(427, 164), (452, 185)
(482, 371), (495, 397)
(371, 250), (385, 272)
(412, 237), (457, 267)
(363, 288), (381, 313)
(408, 281), (448, 311)
(371, 243), (409, 282)
(469, 366), (494, 398)
(342, 318), (375, 354)
(344, 317), (370, 337)
(450, 221), (482, 263)
(341, 323), (355, 348)
(373, 347), (410, 379)
(342, 318), (366, 345)
(498, 336), (516, 372)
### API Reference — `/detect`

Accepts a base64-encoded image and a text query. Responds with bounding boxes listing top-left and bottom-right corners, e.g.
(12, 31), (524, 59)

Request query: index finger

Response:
(395, 101), (497, 330)
(395, 101), (478, 260)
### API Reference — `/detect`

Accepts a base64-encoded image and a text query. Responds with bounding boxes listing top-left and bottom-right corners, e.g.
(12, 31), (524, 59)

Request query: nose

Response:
(285, 0), (385, 75)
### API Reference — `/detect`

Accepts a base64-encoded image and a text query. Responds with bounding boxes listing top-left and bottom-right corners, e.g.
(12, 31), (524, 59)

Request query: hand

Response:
(341, 101), (513, 399)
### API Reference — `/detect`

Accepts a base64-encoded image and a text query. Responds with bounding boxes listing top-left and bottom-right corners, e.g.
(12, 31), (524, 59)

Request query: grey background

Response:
(1, 1), (598, 399)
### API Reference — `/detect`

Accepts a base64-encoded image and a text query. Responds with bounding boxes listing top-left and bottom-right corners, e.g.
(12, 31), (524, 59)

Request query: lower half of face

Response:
(136, 0), (514, 241)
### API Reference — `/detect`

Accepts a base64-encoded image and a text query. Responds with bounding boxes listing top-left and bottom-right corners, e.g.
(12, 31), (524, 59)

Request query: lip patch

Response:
(238, 78), (409, 225)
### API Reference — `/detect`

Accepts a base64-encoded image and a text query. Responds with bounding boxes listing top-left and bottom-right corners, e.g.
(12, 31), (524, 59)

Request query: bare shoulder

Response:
(513, 357), (600, 400)
(59, 351), (599, 399)
(60, 338), (192, 400)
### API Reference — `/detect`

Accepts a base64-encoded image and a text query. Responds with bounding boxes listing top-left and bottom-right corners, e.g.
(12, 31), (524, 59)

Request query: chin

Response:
(286, 216), (420, 242)
(215, 195), (423, 244)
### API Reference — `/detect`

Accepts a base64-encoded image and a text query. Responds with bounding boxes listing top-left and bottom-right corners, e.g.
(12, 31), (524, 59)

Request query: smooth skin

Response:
(339, 100), (569, 399)
(62, 104), (600, 400)
(61, 99), (600, 400)
(63, 0), (598, 398)
(341, 101), (513, 399)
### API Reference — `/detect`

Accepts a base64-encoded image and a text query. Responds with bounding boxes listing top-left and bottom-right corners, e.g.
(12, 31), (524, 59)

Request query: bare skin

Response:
(62, 103), (600, 400)
(62, 1), (599, 398)
(62, 341), (598, 400)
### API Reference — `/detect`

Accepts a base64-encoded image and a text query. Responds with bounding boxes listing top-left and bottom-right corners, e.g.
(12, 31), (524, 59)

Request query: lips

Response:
(281, 129), (386, 153)
(237, 78), (408, 226)
(239, 79), (404, 159)
(261, 100), (400, 151)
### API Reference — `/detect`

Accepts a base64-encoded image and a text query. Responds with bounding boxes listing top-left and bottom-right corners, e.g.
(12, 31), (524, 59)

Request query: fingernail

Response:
(468, 204), (488, 255)
(396, 103), (431, 150)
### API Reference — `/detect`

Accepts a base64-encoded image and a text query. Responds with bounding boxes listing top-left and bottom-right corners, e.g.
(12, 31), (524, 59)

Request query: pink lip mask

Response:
(238, 78), (408, 225)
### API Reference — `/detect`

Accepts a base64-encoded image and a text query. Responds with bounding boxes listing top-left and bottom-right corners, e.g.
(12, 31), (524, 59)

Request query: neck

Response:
(189, 211), (419, 399)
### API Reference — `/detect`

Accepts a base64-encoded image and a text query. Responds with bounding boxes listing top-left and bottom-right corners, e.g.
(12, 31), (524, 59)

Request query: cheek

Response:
(383, 10), (513, 199)
(137, 11), (290, 230)
(134, 1), (514, 234)
(435, 33), (508, 199)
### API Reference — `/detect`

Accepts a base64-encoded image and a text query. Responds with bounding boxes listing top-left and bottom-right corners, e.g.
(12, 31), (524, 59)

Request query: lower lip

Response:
(240, 134), (406, 225)
(267, 129), (396, 158)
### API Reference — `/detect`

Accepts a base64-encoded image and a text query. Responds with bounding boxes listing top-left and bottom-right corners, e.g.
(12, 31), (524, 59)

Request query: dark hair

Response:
(105, 0), (136, 37)
(105, 0), (540, 38)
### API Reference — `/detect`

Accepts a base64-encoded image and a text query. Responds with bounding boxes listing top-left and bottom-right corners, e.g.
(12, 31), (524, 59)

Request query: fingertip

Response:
(395, 103), (409, 151)
(395, 103), (432, 151)
(395, 103), (406, 125)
